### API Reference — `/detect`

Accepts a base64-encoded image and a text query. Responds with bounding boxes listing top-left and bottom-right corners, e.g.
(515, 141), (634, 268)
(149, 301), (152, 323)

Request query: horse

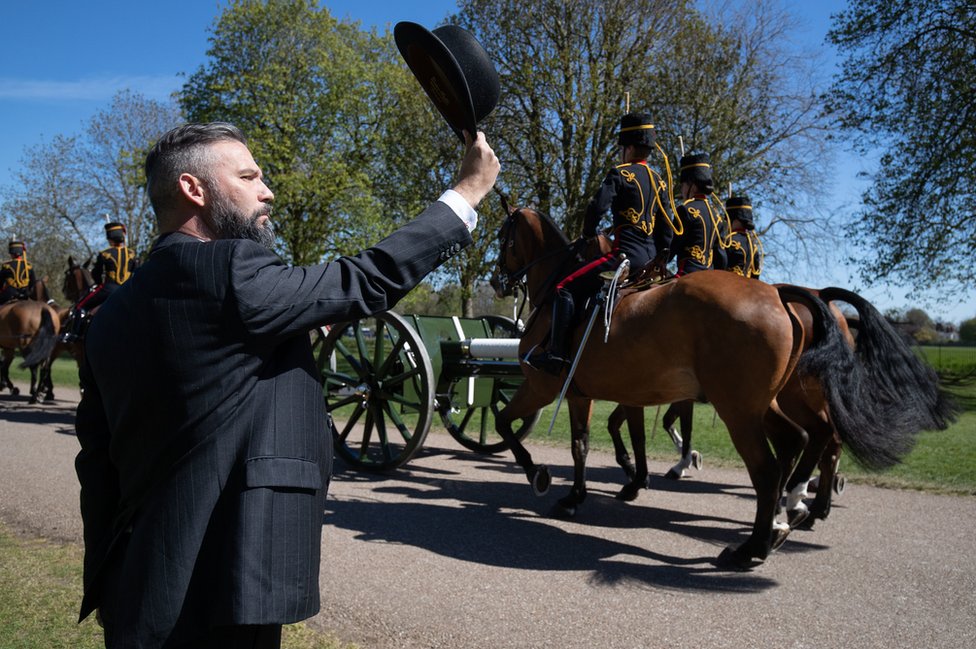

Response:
(490, 206), (945, 568)
(0, 299), (60, 403)
(59, 255), (97, 365)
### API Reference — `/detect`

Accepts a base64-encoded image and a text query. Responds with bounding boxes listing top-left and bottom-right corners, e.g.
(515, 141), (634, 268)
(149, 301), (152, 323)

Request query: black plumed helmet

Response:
(617, 112), (655, 147)
(726, 196), (755, 230)
(679, 152), (713, 192)
(395, 22), (500, 141)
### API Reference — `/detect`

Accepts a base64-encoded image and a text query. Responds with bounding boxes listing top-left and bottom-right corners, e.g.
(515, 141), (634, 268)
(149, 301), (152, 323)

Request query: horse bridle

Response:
(494, 209), (586, 306)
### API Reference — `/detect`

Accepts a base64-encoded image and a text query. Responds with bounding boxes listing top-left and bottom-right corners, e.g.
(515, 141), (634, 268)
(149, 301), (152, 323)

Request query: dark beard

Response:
(210, 194), (276, 249)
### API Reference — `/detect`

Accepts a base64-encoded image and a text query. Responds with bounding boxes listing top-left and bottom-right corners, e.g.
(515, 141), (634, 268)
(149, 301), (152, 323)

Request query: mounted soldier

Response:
(724, 195), (763, 278)
(61, 222), (138, 342)
(526, 112), (676, 375)
(669, 152), (727, 276)
(0, 240), (37, 304)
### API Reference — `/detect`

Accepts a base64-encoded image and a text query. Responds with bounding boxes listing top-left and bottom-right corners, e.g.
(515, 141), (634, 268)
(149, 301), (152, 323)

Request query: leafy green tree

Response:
(181, 0), (408, 265)
(959, 317), (976, 344)
(827, 0), (976, 292)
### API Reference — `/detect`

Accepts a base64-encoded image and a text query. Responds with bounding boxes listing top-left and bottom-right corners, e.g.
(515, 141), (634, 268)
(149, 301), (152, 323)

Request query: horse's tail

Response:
(819, 286), (959, 433)
(20, 308), (57, 369)
(776, 285), (924, 470)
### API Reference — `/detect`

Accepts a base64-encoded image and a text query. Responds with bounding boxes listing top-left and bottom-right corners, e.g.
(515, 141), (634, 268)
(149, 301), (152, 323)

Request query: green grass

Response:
(0, 524), (352, 649)
(6, 355), (81, 392)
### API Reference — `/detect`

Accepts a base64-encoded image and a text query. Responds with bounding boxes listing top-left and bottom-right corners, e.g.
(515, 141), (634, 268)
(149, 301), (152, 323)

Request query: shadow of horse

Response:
(328, 453), (827, 591)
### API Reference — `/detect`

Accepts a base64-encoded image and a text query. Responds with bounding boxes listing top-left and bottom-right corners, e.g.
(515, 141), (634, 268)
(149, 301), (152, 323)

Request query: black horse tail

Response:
(777, 285), (925, 470)
(819, 286), (959, 434)
(20, 308), (57, 369)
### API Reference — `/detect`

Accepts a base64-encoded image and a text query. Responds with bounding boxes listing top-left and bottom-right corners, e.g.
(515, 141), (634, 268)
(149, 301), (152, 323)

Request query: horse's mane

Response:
(520, 207), (571, 246)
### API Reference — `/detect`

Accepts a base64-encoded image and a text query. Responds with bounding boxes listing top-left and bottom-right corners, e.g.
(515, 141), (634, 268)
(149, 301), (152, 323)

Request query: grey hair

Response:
(144, 122), (247, 218)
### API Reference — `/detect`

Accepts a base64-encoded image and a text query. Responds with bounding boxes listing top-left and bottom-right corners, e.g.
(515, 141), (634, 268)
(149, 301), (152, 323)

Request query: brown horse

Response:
(489, 207), (942, 568)
(58, 256), (97, 367)
(0, 300), (60, 403)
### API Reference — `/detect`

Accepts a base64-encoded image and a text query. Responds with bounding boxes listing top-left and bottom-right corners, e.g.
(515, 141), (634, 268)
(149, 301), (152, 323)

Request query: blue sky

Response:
(1, 1), (972, 322)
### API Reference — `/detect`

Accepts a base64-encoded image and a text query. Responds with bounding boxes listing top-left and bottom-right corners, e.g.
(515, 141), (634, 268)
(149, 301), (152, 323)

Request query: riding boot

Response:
(526, 288), (574, 375)
(59, 309), (86, 343)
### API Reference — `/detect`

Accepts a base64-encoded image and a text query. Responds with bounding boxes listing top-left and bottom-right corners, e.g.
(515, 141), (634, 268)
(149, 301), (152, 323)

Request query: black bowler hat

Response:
(726, 196), (755, 230)
(394, 22), (500, 140)
(679, 152), (713, 192)
(618, 113), (655, 147)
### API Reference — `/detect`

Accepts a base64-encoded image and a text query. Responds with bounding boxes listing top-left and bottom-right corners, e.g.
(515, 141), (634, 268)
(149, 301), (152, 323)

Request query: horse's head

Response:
(490, 207), (575, 303)
(63, 256), (95, 303)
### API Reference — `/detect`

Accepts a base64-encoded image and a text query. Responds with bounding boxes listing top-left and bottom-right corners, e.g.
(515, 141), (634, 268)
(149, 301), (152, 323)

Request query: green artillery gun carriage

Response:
(314, 312), (540, 470)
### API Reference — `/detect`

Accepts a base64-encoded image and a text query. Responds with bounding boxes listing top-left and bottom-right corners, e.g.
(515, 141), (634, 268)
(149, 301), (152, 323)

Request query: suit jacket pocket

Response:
(244, 456), (323, 490)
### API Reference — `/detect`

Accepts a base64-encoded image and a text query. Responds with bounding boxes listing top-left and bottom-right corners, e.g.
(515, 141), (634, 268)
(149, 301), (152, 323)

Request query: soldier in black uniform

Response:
(61, 222), (138, 342)
(724, 196), (763, 278)
(669, 153), (726, 276)
(527, 112), (676, 374)
(0, 240), (37, 304)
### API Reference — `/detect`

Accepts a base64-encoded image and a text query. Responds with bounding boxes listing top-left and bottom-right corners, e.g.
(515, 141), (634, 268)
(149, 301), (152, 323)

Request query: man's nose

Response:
(260, 181), (274, 202)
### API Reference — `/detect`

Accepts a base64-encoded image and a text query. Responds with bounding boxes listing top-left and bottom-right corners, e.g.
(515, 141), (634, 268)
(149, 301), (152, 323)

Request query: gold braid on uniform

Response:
(749, 231), (764, 277)
(710, 191), (733, 248)
(652, 143), (684, 235)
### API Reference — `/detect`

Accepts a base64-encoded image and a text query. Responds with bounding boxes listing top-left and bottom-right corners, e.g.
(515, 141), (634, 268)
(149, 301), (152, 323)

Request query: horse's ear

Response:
(67, 255), (75, 266)
(495, 187), (517, 216)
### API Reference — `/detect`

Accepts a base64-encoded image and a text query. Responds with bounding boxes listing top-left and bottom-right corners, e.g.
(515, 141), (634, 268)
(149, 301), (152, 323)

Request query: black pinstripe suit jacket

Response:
(75, 202), (471, 647)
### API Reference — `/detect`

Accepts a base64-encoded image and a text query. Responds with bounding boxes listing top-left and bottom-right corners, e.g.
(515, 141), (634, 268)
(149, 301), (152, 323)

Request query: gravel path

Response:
(2, 385), (974, 649)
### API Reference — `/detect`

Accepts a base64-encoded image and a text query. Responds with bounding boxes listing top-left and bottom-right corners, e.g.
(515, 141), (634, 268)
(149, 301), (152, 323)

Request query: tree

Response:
(181, 0), (415, 265)
(452, 0), (834, 278)
(960, 317), (976, 344)
(0, 91), (178, 300)
(826, 0), (976, 292)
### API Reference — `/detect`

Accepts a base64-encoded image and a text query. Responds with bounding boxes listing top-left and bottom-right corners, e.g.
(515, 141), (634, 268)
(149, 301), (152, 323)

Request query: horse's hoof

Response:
(553, 496), (579, 518)
(664, 469), (681, 480)
(615, 482), (641, 502)
(11, 387), (19, 396)
(787, 507), (810, 530)
(28, 398), (38, 405)
(692, 451), (703, 471)
(715, 546), (762, 571)
(771, 523), (792, 551)
(530, 465), (551, 496)
(833, 475), (846, 496)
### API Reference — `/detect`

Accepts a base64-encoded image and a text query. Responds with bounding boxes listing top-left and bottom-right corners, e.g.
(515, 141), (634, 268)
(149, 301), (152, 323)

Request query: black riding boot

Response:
(59, 309), (86, 343)
(527, 289), (574, 375)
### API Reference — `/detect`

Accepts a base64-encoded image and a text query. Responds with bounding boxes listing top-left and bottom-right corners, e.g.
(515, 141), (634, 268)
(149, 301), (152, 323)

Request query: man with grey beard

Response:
(74, 121), (499, 648)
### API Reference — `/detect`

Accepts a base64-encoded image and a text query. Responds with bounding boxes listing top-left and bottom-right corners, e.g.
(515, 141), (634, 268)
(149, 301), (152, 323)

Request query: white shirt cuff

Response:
(437, 189), (478, 231)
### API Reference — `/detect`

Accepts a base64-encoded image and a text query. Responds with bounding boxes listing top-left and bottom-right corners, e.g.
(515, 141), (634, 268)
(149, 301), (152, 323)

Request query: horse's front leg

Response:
(496, 383), (553, 496)
(555, 398), (592, 517)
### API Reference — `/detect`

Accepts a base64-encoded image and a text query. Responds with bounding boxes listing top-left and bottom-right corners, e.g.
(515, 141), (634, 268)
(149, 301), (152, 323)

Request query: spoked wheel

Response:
(317, 312), (434, 471)
(438, 315), (539, 454)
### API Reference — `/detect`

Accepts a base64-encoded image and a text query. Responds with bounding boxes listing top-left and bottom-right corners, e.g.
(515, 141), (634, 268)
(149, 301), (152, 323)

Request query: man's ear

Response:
(179, 173), (207, 208)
